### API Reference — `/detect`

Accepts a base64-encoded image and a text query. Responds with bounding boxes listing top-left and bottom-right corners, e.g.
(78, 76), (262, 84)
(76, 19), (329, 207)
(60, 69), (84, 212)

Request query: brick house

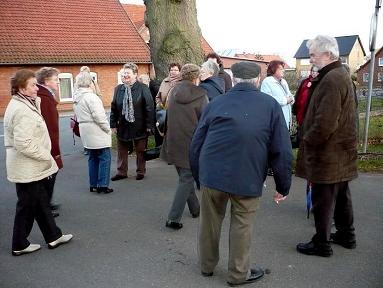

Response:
(0, 0), (151, 116)
(294, 35), (366, 79)
(356, 46), (383, 88)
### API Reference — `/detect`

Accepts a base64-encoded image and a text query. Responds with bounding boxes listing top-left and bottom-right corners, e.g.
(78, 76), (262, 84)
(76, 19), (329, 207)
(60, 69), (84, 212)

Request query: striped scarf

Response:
(122, 84), (135, 122)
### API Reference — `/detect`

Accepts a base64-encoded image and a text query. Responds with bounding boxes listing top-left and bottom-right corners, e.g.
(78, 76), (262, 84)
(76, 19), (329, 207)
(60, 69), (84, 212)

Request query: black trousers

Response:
(45, 172), (57, 204)
(311, 181), (355, 244)
(12, 177), (62, 251)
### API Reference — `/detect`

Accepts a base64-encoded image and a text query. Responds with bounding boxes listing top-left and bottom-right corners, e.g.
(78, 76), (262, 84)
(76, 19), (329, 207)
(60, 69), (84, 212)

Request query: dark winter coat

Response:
(219, 65), (233, 92)
(161, 80), (208, 169)
(110, 81), (154, 142)
(190, 82), (292, 197)
(199, 76), (225, 101)
(38, 84), (63, 169)
(295, 61), (358, 184)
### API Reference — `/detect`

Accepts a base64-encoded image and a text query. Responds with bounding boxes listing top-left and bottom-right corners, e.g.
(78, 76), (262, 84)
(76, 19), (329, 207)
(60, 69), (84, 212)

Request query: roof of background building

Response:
(294, 35), (366, 59)
(0, 0), (151, 65)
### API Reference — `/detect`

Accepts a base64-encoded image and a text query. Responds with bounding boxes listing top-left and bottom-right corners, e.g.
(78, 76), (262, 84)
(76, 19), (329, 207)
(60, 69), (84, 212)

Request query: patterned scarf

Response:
(122, 83), (135, 122)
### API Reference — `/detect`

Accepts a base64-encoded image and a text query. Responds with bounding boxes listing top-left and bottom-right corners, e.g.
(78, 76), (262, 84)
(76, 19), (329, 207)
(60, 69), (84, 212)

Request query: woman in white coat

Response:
(260, 60), (294, 129)
(73, 71), (113, 193)
(4, 69), (73, 256)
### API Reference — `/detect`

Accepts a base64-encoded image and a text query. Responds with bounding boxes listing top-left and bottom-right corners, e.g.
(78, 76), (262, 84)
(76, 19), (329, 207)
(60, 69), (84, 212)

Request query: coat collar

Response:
(230, 82), (259, 92)
(312, 60), (342, 84)
(12, 94), (42, 115)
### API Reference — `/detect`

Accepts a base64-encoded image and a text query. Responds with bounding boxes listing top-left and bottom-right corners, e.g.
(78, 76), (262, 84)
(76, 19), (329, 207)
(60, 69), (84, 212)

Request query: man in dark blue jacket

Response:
(190, 61), (292, 286)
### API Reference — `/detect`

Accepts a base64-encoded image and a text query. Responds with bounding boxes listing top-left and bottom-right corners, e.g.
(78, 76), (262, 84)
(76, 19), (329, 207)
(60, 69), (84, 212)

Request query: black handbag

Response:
(144, 146), (161, 161)
(156, 109), (167, 136)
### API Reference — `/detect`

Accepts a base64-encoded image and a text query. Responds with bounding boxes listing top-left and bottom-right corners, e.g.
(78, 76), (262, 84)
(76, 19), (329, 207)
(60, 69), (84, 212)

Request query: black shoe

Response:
(330, 233), (356, 249)
(50, 203), (60, 211)
(296, 241), (333, 257)
(111, 175), (127, 181)
(191, 212), (200, 218)
(165, 220), (183, 230)
(52, 211), (59, 218)
(136, 174), (145, 180)
(97, 187), (114, 194)
(227, 267), (264, 286)
(90, 187), (98, 193)
(201, 271), (213, 277)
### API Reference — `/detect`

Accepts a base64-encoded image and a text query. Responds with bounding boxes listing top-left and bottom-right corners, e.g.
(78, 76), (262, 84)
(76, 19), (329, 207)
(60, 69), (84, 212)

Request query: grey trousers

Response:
(199, 186), (259, 284)
(167, 167), (200, 223)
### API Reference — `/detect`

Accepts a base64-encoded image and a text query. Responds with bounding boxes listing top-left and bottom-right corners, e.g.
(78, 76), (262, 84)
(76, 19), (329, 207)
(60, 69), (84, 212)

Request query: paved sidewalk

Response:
(0, 151), (382, 288)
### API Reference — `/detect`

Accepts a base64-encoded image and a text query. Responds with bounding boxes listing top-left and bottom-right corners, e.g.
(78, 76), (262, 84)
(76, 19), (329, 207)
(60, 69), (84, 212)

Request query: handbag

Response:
(144, 146), (161, 161)
(70, 115), (80, 137)
(156, 109), (167, 136)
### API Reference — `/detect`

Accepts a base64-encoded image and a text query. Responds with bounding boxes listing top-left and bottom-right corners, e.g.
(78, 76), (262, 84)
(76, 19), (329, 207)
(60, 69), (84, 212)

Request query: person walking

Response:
(4, 69), (73, 256)
(295, 35), (358, 257)
(161, 64), (208, 230)
(36, 67), (63, 217)
(190, 62), (292, 286)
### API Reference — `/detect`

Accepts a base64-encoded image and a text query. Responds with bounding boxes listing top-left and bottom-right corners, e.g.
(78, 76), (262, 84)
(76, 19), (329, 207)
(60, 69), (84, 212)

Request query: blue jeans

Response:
(88, 148), (111, 188)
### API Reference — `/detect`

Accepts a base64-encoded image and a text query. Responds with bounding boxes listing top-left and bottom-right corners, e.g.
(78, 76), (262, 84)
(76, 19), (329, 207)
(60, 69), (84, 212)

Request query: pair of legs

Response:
(167, 167), (200, 223)
(88, 148), (111, 188)
(311, 181), (355, 245)
(199, 186), (260, 284)
(12, 178), (62, 251)
(116, 138), (147, 177)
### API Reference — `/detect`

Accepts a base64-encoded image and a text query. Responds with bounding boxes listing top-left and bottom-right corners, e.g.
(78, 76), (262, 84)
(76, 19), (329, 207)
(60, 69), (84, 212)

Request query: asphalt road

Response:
(0, 116), (382, 288)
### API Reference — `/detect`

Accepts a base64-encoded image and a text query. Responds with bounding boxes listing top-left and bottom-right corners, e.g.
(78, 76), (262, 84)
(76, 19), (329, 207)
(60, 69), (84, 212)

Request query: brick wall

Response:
(0, 63), (150, 116)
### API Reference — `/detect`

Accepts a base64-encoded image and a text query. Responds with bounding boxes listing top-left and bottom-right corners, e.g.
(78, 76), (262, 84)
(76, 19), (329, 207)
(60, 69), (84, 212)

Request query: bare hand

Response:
(273, 192), (287, 204)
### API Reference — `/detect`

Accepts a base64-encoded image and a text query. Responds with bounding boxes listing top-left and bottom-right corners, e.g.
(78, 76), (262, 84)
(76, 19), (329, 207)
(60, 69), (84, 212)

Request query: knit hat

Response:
(231, 62), (261, 79)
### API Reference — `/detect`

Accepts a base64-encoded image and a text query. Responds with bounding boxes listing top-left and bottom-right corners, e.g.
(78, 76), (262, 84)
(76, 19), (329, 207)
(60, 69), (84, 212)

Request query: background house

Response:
(294, 35), (366, 79)
(356, 46), (383, 88)
(0, 0), (151, 116)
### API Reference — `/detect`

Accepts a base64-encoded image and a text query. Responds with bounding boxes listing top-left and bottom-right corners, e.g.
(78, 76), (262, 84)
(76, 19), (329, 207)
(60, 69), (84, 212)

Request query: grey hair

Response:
(123, 62), (138, 74)
(306, 35), (339, 60)
(80, 66), (91, 73)
(201, 60), (219, 77)
(75, 71), (93, 88)
(233, 77), (258, 85)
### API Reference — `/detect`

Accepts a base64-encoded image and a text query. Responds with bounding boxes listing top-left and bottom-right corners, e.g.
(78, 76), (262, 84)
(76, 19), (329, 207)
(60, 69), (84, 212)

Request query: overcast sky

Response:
(120, 0), (382, 67)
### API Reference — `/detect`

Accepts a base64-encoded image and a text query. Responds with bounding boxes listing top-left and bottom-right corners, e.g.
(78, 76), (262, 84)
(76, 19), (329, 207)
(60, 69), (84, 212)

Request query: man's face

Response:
(44, 75), (59, 91)
(309, 48), (332, 70)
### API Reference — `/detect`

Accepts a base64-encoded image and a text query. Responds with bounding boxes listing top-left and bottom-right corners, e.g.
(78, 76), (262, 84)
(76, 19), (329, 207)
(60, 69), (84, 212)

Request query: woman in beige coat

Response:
(3, 69), (72, 256)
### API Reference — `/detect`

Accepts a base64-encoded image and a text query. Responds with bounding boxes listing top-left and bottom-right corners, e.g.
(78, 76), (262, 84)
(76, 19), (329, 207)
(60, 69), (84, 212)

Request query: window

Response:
(378, 72), (383, 82)
(300, 59), (310, 65)
(117, 71), (123, 84)
(363, 73), (369, 82)
(379, 58), (383, 66)
(340, 56), (348, 64)
(58, 73), (74, 102)
(90, 72), (98, 82)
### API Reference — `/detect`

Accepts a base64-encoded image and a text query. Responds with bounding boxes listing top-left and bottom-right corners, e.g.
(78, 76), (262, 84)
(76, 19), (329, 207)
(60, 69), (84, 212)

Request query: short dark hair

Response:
(205, 52), (222, 65)
(168, 63), (181, 71)
(266, 60), (285, 76)
(35, 67), (59, 84)
(11, 69), (35, 95)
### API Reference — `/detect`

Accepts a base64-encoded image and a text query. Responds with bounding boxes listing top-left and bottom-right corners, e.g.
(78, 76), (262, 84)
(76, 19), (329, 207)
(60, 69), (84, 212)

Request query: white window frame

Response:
(362, 73), (369, 83)
(117, 71), (123, 84)
(90, 72), (98, 82)
(378, 58), (383, 66)
(378, 72), (383, 82)
(58, 73), (74, 102)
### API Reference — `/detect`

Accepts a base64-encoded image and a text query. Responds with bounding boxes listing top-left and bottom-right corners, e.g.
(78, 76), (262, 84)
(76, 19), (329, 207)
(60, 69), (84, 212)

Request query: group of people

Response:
(3, 34), (357, 287)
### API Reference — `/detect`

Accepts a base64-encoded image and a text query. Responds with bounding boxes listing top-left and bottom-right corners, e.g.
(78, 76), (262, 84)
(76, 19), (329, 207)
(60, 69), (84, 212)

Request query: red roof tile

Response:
(201, 37), (215, 54)
(0, 0), (151, 65)
(122, 4), (146, 29)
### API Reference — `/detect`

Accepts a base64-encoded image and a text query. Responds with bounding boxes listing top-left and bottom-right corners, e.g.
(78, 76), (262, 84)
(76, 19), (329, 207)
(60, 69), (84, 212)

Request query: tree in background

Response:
(144, 0), (204, 80)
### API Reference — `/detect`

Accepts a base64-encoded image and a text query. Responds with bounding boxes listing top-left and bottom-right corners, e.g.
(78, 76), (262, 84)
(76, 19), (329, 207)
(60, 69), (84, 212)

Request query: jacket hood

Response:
(201, 76), (225, 94)
(174, 80), (207, 104)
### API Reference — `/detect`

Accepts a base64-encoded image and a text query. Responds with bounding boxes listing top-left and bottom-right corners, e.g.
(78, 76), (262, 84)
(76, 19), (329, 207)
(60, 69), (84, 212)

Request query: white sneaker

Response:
(48, 234), (73, 249)
(12, 243), (41, 256)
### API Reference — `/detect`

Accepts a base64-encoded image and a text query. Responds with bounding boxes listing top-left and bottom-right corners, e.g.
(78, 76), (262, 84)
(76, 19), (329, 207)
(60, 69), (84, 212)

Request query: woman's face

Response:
(19, 77), (39, 99)
(274, 65), (285, 80)
(123, 68), (137, 85)
(44, 74), (59, 92)
(169, 66), (180, 77)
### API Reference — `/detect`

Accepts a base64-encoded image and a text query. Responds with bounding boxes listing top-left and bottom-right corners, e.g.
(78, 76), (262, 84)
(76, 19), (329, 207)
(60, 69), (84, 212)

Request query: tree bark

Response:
(144, 0), (204, 80)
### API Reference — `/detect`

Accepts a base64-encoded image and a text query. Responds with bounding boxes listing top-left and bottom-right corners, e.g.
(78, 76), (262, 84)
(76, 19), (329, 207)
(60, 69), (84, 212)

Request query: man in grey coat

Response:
(190, 62), (292, 286)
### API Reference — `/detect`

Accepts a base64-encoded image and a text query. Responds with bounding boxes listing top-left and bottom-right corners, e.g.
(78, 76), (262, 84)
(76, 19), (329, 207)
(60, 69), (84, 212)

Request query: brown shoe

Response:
(136, 174), (145, 180)
(111, 175), (127, 181)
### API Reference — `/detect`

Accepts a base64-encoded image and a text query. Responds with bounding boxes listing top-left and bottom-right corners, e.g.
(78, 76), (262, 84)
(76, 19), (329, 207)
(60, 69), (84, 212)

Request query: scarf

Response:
(122, 83), (135, 123)
(17, 92), (38, 109)
(168, 73), (182, 88)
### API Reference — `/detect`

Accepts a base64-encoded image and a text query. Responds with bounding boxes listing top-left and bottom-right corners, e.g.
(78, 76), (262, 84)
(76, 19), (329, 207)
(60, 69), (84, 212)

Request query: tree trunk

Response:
(144, 0), (204, 80)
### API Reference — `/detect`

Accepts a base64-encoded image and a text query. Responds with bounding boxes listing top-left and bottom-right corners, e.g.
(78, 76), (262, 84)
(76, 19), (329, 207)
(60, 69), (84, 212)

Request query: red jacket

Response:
(38, 84), (63, 169)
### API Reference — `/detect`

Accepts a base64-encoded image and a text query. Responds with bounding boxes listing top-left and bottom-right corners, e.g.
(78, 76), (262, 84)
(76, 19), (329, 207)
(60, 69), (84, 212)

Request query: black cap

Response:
(231, 61), (261, 79)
